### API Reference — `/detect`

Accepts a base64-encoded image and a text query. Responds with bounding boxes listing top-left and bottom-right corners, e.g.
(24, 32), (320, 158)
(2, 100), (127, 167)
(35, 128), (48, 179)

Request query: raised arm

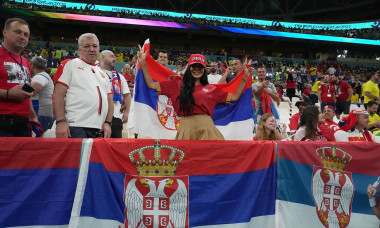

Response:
(137, 45), (156, 90)
(231, 67), (249, 102)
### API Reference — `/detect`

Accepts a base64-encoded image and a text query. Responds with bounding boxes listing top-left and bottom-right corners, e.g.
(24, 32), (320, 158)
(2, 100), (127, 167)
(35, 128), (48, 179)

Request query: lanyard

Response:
(1, 43), (25, 73)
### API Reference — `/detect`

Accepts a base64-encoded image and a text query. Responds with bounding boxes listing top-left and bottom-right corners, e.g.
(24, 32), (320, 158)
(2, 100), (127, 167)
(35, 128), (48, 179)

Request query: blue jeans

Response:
(69, 127), (88, 138)
(38, 116), (55, 132)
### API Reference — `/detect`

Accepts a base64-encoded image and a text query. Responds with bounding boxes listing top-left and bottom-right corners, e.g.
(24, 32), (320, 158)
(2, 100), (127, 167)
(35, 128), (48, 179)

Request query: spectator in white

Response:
(252, 67), (280, 118)
(327, 65), (336, 75)
(207, 61), (222, 84)
(157, 50), (168, 67)
(323, 105), (339, 129)
(0, 18), (38, 137)
(330, 74), (353, 119)
(30, 56), (54, 131)
(99, 50), (131, 138)
(367, 183), (380, 220)
(53, 33), (114, 138)
(335, 109), (380, 143)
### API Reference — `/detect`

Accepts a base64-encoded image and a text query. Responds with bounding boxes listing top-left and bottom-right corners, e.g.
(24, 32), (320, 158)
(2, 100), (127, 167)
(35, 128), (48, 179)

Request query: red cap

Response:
(188, 54), (206, 67)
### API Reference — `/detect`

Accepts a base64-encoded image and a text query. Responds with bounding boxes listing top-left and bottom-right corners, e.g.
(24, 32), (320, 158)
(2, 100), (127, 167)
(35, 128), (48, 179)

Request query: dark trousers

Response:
(69, 127), (103, 138)
(111, 117), (123, 138)
(0, 115), (30, 137)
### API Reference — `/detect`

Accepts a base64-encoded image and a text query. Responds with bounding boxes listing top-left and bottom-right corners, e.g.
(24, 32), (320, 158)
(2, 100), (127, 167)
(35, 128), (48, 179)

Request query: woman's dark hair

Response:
(287, 72), (294, 82)
(298, 105), (320, 140)
(178, 66), (208, 115)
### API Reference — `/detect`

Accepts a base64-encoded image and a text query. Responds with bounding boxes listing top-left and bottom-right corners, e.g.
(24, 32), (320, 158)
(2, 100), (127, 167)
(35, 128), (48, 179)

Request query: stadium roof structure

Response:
(91, 0), (380, 23)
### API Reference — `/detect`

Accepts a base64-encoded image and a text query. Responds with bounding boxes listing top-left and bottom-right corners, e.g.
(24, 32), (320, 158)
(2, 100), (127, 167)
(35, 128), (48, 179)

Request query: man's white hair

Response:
(78, 33), (99, 46)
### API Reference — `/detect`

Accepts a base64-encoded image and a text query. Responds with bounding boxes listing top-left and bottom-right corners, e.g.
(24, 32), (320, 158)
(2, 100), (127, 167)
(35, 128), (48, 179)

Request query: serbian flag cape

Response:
(0, 138), (83, 228)
(128, 39), (254, 140)
(276, 141), (380, 228)
(68, 139), (277, 228)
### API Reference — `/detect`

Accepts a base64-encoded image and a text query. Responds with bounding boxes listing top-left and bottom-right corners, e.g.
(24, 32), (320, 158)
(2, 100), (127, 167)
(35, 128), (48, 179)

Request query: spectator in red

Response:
(323, 105), (339, 129)
(302, 83), (312, 104)
(289, 101), (309, 136)
(121, 63), (132, 82)
(0, 18), (38, 137)
(331, 74), (353, 119)
(285, 72), (297, 102)
(318, 75), (336, 112)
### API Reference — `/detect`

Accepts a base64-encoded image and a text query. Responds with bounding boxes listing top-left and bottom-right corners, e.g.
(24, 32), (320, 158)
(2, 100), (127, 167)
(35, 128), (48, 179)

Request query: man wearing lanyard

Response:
(318, 75), (336, 112)
(0, 18), (38, 137)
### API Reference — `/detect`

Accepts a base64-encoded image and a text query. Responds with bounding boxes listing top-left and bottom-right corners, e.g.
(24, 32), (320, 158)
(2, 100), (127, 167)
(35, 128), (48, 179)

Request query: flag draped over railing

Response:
(1, 139), (380, 228)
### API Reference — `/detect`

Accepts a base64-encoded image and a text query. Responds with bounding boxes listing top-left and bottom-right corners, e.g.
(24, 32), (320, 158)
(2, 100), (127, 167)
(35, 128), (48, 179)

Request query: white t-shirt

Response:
(207, 74), (222, 84)
(32, 72), (54, 116)
(55, 58), (112, 129)
(252, 81), (277, 115)
(335, 129), (380, 143)
(102, 69), (130, 119)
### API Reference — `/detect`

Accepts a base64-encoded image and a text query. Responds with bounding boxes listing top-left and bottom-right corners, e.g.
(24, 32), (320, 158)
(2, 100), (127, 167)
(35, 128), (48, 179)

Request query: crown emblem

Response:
(316, 144), (352, 171)
(129, 140), (185, 176)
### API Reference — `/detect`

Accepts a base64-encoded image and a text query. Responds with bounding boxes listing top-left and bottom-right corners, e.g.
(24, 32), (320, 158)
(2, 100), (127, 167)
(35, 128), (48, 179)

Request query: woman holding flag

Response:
(137, 45), (249, 140)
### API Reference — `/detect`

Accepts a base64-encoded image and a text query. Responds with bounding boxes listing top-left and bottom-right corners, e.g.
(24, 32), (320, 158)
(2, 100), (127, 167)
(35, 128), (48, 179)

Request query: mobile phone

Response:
(22, 83), (35, 93)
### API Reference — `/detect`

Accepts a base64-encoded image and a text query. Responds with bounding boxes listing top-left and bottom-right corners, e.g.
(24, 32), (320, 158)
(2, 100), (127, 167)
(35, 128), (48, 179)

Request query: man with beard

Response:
(99, 50), (131, 138)
(207, 61), (222, 84)
(335, 109), (380, 143)
(366, 101), (380, 134)
(331, 74), (352, 119)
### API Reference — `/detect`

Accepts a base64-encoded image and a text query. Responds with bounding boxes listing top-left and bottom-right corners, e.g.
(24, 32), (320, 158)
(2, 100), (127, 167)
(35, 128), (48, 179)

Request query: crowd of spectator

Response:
(4, 1), (380, 40)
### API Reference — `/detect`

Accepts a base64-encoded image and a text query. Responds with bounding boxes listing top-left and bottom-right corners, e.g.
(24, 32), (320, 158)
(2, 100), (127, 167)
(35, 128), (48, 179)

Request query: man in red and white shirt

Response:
(53, 33), (113, 138)
(323, 105), (339, 130)
(335, 109), (380, 143)
(0, 18), (38, 137)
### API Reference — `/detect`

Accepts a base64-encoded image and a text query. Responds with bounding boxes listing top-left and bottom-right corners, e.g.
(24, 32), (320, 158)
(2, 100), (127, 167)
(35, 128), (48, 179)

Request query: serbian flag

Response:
(0, 138), (82, 228)
(276, 141), (380, 228)
(128, 39), (254, 140)
(68, 139), (276, 227)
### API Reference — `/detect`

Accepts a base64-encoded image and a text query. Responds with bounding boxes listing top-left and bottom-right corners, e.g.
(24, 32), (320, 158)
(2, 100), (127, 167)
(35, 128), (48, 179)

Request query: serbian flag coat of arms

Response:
(128, 39), (254, 140)
(68, 139), (277, 228)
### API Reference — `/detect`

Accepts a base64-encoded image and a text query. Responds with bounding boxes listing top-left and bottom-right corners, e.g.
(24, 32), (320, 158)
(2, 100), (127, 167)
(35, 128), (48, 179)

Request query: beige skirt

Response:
(175, 115), (225, 140)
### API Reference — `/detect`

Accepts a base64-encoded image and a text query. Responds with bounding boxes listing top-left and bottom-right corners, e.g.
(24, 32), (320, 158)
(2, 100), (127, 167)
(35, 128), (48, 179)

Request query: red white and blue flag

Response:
(276, 141), (380, 228)
(69, 139), (277, 227)
(128, 39), (254, 140)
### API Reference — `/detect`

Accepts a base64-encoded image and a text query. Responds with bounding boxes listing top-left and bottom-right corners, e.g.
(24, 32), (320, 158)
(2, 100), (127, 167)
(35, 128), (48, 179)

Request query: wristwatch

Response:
(104, 121), (112, 127)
